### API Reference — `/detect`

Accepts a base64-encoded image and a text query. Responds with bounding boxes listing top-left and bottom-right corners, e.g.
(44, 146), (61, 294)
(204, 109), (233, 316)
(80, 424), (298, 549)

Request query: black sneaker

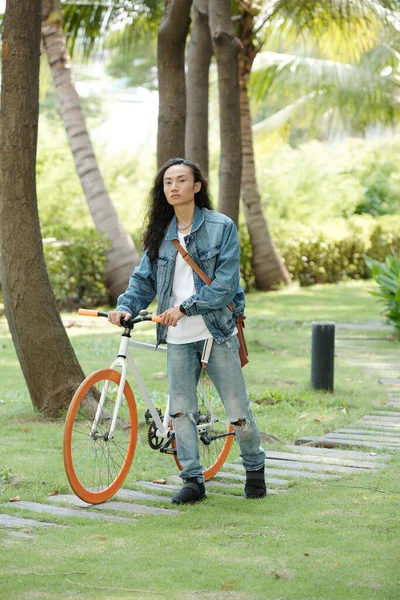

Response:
(244, 467), (267, 499)
(171, 478), (206, 504)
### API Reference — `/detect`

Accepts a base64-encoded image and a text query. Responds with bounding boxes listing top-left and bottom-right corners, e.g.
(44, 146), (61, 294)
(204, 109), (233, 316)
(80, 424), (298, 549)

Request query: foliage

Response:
(61, 0), (163, 59)
(41, 225), (110, 310)
(365, 254), (400, 335)
(239, 215), (400, 290)
(105, 31), (158, 89)
(354, 149), (400, 216)
(255, 137), (400, 223)
(238, 220), (256, 292)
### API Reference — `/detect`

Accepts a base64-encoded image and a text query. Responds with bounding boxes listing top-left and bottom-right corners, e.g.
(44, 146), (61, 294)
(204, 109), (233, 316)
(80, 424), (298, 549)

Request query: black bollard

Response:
(311, 322), (335, 392)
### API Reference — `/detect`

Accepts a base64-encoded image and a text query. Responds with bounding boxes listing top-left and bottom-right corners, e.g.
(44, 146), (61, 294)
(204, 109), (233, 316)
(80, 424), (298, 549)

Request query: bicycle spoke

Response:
(64, 369), (137, 503)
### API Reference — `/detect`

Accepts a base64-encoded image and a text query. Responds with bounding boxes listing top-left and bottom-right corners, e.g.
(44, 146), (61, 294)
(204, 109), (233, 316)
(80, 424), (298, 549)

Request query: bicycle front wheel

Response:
(63, 368), (138, 504)
(173, 369), (235, 480)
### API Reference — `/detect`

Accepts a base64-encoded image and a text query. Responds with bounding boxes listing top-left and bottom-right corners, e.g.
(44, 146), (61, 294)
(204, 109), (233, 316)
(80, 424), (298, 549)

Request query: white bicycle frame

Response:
(92, 328), (220, 442)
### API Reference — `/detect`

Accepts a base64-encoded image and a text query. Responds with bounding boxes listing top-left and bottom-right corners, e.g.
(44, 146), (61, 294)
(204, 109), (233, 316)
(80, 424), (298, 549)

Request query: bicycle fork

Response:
(90, 331), (131, 441)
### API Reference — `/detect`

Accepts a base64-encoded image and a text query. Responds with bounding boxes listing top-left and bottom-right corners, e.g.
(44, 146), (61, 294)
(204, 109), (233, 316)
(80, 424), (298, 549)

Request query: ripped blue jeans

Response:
(167, 335), (266, 483)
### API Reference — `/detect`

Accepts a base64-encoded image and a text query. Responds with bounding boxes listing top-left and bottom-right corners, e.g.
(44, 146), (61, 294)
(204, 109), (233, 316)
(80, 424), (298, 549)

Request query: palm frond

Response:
(60, 0), (163, 59)
(252, 93), (320, 134)
(250, 46), (399, 140)
(252, 51), (396, 97)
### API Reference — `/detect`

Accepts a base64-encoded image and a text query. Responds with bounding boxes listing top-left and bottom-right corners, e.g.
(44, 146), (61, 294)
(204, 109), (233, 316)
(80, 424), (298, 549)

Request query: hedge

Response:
(239, 215), (400, 290)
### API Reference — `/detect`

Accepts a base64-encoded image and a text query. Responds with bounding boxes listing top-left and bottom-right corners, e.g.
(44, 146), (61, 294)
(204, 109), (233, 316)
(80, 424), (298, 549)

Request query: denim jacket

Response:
(116, 205), (246, 345)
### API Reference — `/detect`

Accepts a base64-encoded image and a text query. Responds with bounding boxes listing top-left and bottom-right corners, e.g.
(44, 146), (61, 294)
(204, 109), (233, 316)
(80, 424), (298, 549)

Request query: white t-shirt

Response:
(166, 232), (213, 344)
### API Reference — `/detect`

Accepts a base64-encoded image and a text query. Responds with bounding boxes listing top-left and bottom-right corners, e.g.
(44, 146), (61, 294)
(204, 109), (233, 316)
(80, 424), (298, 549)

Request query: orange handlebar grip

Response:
(78, 309), (100, 317)
(152, 315), (162, 323)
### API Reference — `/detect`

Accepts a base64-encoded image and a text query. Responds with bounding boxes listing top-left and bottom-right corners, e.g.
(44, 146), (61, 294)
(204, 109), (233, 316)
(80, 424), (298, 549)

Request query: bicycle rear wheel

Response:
(173, 369), (235, 480)
(63, 368), (137, 504)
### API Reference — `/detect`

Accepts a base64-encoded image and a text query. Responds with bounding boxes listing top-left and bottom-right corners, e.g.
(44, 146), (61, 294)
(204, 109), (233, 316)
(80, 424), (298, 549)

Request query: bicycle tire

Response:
(63, 368), (138, 504)
(173, 370), (235, 480)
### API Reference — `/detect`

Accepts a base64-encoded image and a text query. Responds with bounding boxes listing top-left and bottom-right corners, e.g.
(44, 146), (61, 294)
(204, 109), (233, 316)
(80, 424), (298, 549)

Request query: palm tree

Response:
(0, 0), (87, 416)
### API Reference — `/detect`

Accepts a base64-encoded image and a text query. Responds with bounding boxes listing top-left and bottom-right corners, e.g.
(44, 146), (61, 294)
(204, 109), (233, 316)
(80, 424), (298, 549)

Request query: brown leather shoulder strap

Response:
(172, 239), (212, 285)
(172, 238), (235, 313)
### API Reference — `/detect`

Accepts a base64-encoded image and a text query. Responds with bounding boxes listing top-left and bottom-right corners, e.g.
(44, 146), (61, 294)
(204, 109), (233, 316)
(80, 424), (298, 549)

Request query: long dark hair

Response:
(142, 158), (213, 261)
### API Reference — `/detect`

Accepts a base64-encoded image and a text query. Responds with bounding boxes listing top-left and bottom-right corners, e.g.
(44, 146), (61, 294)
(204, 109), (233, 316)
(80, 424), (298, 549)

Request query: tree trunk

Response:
(0, 0), (87, 416)
(238, 6), (291, 290)
(209, 0), (242, 225)
(41, 1), (140, 304)
(157, 0), (193, 168)
(185, 0), (213, 176)
(240, 83), (291, 289)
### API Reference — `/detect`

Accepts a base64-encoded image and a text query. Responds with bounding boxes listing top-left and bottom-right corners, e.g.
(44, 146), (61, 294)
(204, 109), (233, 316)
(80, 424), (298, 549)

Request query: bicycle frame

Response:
(99, 328), (220, 443)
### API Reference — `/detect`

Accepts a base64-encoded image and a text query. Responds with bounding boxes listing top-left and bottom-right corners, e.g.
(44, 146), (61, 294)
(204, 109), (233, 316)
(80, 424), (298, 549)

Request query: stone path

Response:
(1, 323), (398, 536)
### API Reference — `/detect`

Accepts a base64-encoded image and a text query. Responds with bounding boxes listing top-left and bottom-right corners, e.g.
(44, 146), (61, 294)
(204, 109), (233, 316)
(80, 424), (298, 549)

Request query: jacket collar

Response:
(165, 205), (205, 241)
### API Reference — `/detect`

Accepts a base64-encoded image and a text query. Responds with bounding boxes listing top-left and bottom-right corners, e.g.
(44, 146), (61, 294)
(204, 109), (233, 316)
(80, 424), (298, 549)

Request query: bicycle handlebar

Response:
(78, 308), (162, 325)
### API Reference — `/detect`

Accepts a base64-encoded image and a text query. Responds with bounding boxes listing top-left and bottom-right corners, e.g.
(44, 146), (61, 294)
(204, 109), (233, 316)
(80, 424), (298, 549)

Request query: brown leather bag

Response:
(172, 239), (249, 368)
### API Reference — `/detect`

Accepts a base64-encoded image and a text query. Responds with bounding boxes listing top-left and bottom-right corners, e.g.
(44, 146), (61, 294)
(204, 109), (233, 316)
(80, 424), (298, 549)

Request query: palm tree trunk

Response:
(209, 0), (242, 225)
(157, 0), (193, 168)
(41, 2), (140, 304)
(238, 4), (291, 289)
(240, 81), (291, 289)
(0, 0), (87, 416)
(185, 0), (213, 176)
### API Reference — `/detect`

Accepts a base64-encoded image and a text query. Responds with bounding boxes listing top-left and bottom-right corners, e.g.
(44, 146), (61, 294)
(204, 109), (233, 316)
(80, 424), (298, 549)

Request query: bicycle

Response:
(63, 308), (235, 505)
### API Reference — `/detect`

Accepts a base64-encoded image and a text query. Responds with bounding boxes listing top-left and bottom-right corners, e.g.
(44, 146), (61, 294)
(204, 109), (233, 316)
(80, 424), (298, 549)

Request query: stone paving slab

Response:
(8, 530), (35, 539)
(212, 471), (290, 487)
(264, 457), (375, 475)
(295, 437), (399, 450)
(206, 478), (283, 495)
(115, 488), (173, 502)
(347, 361), (399, 368)
(47, 495), (180, 515)
(372, 410), (400, 416)
(0, 514), (61, 528)
(135, 481), (181, 493)
(6, 501), (132, 522)
(337, 428), (400, 439)
(324, 432), (400, 444)
(363, 416), (400, 423)
(362, 415), (400, 422)
(264, 450), (383, 469)
(379, 378), (400, 386)
(355, 420), (400, 430)
(224, 462), (339, 480)
(285, 444), (389, 460)
(335, 321), (392, 330)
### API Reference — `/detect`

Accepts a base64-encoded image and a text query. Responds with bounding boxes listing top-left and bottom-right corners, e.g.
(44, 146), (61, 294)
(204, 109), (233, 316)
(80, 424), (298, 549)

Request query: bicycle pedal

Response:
(160, 448), (177, 455)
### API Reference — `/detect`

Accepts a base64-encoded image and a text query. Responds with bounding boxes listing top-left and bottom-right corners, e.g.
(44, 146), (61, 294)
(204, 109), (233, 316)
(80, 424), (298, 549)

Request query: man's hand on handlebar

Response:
(108, 310), (132, 327)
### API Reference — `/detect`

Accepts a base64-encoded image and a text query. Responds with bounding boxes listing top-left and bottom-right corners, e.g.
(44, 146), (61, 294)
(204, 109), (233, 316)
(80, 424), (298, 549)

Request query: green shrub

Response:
(365, 254), (400, 335)
(42, 225), (110, 310)
(239, 215), (400, 289)
(354, 149), (400, 216)
(238, 222), (256, 292)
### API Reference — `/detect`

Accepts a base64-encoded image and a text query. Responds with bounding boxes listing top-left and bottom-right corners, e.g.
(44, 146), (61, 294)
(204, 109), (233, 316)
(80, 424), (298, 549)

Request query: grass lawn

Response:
(0, 280), (399, 599)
